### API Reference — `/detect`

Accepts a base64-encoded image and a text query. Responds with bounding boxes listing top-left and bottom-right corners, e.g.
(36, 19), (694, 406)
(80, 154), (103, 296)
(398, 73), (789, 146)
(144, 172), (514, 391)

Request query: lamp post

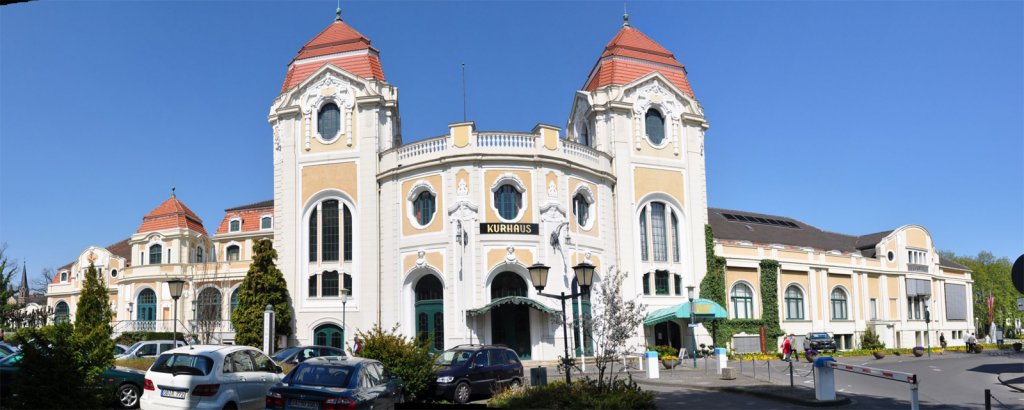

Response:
(528, 261), (595, 385)
(341, 289), (350, 351)
(687, 285), (697, 368)
(127, 302), (134, 331)
(924, 297), (931, 358)
(191, 300), (198, 343)
(167, 278), (186, 346)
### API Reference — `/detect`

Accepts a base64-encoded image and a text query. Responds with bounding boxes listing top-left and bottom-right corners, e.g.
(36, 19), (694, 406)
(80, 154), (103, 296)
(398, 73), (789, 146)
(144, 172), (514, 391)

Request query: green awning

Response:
(466, 296), (558, 317)
(644, 298), (728, 326)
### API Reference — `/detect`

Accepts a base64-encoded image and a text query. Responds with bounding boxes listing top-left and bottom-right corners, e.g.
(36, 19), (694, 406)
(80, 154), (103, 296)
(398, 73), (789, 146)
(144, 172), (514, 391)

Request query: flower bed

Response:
(489, 379), (655, 410)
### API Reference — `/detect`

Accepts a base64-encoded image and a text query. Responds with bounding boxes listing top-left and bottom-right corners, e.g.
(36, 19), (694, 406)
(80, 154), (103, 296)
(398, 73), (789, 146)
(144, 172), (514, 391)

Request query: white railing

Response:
(398, 136), (448, 160)
(114, 319), (189, 334)
(562, 139), (600, 162)
(477, 132), (536, 148)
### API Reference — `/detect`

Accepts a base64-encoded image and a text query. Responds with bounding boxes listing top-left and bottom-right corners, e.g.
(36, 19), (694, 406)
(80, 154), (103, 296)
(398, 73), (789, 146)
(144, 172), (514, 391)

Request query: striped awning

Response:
(466, 296), (558, 317)
(644, 298), (728, 326)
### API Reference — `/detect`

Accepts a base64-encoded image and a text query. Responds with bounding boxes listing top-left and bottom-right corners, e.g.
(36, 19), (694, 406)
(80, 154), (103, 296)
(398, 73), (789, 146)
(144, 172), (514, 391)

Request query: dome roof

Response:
(136, 195), (207, 235)
(280, 16), (386, 93)
(583, 25), (694, 96)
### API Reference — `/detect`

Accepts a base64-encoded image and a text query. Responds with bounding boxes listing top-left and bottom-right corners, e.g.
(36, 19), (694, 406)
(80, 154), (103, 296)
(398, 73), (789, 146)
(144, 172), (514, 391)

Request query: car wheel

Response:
(454, 381), (471, 404)
(117, 383), (140, 409)
(509, 378), (522, 390)
(223, 402), (237, 410)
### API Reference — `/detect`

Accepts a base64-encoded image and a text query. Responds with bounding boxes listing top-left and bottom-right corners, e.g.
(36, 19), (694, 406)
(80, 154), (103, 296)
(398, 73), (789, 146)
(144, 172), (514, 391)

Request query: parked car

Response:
(431, 345), (523, 404)
(139, 344), (284, 410)
(270, 345), (346, 364)
(115, 344), (131, 356)
(266, 356), (404, 410)
(0, 351), (146, 408)
(0, 342), (19, 357)
(116, 340), (186, 360)
(803, 332), (837, 352)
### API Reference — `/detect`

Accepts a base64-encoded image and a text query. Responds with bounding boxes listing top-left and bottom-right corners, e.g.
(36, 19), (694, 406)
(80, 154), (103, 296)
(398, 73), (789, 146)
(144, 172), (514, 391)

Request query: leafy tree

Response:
(355, 324), (436, 401)
(699, 225), (726, 345)
(941, 250), (1019, 337)
(0, 244), (21, 328)
(587, 269), (647, 390)
(232, 239), (293, 347)
(74, 262), (115, 383)
(860, 327), (885, 351)
(11, 323), (107, 408)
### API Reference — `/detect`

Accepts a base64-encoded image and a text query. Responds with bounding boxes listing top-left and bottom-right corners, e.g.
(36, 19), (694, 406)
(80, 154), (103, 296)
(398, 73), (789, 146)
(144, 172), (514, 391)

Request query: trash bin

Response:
(530, 366), (547, 386)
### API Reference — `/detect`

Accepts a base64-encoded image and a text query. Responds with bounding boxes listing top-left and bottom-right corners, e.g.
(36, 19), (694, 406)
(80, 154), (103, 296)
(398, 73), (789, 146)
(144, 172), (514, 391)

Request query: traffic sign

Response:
(1013, 254), (1024, 294)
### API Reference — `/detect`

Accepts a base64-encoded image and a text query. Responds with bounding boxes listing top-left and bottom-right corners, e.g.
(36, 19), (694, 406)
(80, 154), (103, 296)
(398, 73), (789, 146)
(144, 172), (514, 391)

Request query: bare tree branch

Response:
(31, 267), (54, 294)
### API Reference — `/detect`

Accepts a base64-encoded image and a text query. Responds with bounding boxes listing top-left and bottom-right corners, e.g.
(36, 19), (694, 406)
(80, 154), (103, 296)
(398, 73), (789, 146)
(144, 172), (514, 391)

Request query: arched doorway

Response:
(137, 289), (157, 331)
(54, 301), (70, 324)
(654, 321), (682, 350)
(491, 272), (531, 359)
(314, 324), (344, 349)
(414, 275), (444, 352)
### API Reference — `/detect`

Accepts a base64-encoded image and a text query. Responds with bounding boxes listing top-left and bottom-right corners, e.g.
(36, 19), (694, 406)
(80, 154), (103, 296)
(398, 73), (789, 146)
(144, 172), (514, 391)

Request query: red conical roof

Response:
(584, 25), (694, 96)
(281, 18), (386, 93)
(137, 196), (207, 236)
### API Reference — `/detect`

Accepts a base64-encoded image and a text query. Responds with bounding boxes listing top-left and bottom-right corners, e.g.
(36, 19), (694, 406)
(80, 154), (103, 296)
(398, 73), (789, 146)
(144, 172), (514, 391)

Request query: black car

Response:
(803, 332), (837, 352)
(432, 345), (524, 404)
(271, 345), (347, 364)
(265, 356), (404, 410)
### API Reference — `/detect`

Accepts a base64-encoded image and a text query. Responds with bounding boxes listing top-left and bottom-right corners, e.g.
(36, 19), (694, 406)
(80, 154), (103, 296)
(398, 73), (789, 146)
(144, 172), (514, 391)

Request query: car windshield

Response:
(434, 350), (474, 366)
(285, 364), (353, 388)
(125, 342), (143, 354)
(809, 333), (830, 339)
(0, 352), (23, 366)
(151, 353), (214, 376)
(271, 347), (299, 362)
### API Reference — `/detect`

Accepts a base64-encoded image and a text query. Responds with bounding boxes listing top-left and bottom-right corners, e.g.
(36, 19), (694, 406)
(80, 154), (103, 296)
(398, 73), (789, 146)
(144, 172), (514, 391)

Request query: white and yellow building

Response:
(47, 12), (973, 358)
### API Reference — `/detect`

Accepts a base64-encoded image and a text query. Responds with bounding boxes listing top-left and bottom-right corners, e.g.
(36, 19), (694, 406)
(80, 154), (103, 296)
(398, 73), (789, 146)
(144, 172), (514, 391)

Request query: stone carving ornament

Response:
(301, 74), (355, 150)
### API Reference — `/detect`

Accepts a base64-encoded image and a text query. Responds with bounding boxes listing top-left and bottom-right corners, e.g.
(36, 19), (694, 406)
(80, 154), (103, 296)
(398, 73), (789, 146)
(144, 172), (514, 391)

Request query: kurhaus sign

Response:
(480, 223), (539, 235)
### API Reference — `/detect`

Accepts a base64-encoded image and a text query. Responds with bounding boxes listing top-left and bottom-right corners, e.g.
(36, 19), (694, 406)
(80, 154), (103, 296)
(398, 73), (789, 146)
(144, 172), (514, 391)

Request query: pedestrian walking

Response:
(963, 332), (971, 353)
(968, 333), (977, 353)
(781, 333), (793, 361)
(939, 333), (947, 355)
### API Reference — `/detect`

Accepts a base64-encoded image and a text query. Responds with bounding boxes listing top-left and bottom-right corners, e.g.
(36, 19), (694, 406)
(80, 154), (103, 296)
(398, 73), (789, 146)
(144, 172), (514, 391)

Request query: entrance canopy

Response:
(466, 296), (558, 317)
(644, 298), (727, 326)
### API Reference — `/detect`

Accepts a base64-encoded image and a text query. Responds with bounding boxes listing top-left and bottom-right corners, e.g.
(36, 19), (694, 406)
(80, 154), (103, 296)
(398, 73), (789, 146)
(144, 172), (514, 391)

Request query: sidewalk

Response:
(997, 372), (1024, 393)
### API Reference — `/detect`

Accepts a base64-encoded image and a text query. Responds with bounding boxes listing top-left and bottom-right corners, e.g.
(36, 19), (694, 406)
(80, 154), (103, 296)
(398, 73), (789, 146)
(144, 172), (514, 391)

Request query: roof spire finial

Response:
(335, 0), (342, 21)
(623, 3), (630, 27)
(171, 186), (176, 198)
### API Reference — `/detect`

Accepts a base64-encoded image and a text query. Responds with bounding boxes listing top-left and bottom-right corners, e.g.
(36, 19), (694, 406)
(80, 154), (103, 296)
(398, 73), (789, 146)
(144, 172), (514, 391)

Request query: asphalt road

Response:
(737, 352), (1024, 409)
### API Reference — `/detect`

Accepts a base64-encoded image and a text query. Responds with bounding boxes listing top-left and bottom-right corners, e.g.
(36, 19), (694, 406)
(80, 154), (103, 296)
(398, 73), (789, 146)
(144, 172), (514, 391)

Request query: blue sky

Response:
(1, 1), (1021, 287)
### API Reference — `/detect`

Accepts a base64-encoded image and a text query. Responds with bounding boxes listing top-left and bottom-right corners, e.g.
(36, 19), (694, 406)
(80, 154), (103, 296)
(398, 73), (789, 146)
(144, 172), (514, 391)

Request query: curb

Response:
(636, 379), (851, 407)
(997, 374), (1024, 393)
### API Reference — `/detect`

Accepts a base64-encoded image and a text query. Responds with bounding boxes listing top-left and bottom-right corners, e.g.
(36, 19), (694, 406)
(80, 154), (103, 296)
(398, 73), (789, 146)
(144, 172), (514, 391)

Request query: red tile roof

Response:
(584, 26), (694, 96)
(281, 19), (386, 93)
(215, 201), (274, 235)
(136, 196), (208, 236)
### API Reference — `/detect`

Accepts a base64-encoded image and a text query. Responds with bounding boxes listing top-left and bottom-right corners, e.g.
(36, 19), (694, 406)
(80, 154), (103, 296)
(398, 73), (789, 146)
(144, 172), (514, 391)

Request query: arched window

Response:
(642, 272), (651, 295)
(60, 271), (67, 282)
(573, 193), (590, 227)
(148, 244), (163, 265)
(54, 301), (70, 324)
(229, 219), (241, 232)
(137, 289), (157, 322)
(196, 246), (204, 263)
(322, 271), (340, 297)
(494, 185), (522, 220)
(730, 283), (754, 319)
(413, 191), (436, 226)
(671, 212), (680, 262)
(650, 203), (667, 261)
(343, 206), (352, 261)
(639, 209), (649, 262)
(308, 275), (318, 297)
(321, 200), (339, 262)
(314, 324), (344, 349)
(654, 270), (669, 295)
(785, 286), (804, 320)
(491, 272), (527, 299)
(230, 288), (240, 317)
(674, 274), (682, 296)
(318, 103), (341, 141)
(579, 124), (590, 147)
(645, 108), (665, 145)
(197, 288), (222, 322)
(308, 208), (318, 262)
(226, 245), (240, 262)
(415, 275), (443, 302)
(261, 216), (273, 230)
(831, 288), (848, 320)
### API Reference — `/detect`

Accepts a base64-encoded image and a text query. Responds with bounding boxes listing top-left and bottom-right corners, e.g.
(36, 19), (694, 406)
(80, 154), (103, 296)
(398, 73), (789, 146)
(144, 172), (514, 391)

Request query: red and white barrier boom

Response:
(813, 357), (920, 410)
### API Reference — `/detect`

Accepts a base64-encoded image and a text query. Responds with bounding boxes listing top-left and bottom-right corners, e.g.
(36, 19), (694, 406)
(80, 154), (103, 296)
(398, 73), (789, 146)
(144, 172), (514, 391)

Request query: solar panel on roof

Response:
(721, 213), (802, 229)
(723, 214), (737, 220)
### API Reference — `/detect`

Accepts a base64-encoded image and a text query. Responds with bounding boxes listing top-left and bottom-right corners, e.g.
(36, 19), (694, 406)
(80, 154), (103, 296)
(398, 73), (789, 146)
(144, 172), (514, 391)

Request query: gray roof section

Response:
(225, 200), (274, 212)
(938, 255), (970, 271)
(708, 207), (892, 257)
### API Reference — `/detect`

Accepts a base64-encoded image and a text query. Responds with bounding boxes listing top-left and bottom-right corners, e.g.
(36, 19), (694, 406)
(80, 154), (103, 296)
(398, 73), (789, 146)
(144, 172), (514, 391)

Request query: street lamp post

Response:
(528, 261), (595, 385)
(925, 300), (932, 359)
(167, 278), (186, 346)
(191, 300), (198, 343)
(127, 302), (134, 331)
(687, 285), (697, 368)
(341, 289), (350, 351)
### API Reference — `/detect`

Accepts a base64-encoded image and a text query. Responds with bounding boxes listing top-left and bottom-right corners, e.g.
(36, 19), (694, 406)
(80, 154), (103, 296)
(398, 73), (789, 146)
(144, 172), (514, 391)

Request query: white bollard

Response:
(813, 357), (837, 401)
(645, 351), (660, 379)
(715, 347), (728, 375)
(263, 304), (275, 355)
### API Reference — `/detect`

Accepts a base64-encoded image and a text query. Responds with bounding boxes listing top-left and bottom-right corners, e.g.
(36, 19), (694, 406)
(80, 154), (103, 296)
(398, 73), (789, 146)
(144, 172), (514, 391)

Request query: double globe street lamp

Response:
(527, 261), (596, 385)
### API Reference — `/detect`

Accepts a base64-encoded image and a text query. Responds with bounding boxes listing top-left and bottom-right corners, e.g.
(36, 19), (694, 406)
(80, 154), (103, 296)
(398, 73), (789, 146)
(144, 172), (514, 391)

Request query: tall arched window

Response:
(831, 288), (848, 320)
(230, 288), (240, 318)
(148, 244), (163, 265)
(318, 103), (340, 141)
(785, 286), (804, 320)
(730, 283), (754, 319)
(197, 288), (222, 322)
(494, 185), (522, 220)
(322, 271), (340, 297)
(639, 209), (649, 261)
(650, 203), (667, 261)
(415, 275), (444, 302)
(308, 208), (318, 262)
(645, 109), (665, 145)
(573, 193), (590, 227)
(414, 191), (436, 226)
(321, 200), (339, 262)
(196, 246), (204, 263)
(491, 272), (527, 299)
(314, 324), (344, 349)
(54, 301), (70, 324)
(671, 213), (680, 262)
(137, 289), (157, 322)
(579, 124), (590, 147)
(226, 245), (240, 262)
(343, 206), (352, 261)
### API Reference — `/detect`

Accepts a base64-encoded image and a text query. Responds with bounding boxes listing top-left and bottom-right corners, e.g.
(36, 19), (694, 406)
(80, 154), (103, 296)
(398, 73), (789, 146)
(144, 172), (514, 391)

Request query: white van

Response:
(117, 340), (187, 360)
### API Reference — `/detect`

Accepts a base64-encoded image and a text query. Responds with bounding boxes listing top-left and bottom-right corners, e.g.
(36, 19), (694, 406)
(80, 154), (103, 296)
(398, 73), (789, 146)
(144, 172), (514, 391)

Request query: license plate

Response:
(160, 389), (187, 399)
(289, 399), (320, 409)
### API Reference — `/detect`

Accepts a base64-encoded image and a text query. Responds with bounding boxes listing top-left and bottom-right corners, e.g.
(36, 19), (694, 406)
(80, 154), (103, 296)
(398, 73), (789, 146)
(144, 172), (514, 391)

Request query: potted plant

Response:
(804, 349), (819, 363)
(862, 327), (886, 359)
(1013, 342), (1022, 352)
(872, 350), (887, 359)
(661, 355), (680, 369)
(912, 346), (925, 357)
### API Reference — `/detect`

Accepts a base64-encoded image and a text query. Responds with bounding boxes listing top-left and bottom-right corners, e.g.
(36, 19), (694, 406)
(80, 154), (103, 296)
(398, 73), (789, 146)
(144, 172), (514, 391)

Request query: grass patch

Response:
(114, 358), (156, 371)
(488, 379), (655, 410)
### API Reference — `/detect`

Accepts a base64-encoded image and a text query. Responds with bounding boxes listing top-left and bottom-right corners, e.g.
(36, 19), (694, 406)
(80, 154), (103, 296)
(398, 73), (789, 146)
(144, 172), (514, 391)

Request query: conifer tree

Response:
(73, 262), (114, 385)
(232, 239), (293, 347)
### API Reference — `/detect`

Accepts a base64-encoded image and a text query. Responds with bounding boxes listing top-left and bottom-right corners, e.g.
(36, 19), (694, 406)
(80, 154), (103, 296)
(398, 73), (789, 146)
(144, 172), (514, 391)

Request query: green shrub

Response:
(354, 324), (436, 402)
(860, 328), (885, 351)
(489, 378), (655, 409)
(10, 323), (108, 409)
(114, 331), (177, 346)
(646, 345), (677, 359)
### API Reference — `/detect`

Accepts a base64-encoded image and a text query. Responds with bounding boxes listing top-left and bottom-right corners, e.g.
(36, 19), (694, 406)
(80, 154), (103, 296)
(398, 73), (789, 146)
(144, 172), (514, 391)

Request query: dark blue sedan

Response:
(266, 356), (403, 410)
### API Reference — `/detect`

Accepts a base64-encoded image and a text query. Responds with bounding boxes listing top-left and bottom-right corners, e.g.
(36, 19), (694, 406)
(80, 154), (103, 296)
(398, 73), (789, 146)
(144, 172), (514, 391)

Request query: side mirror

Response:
(135, 351), (144, 357)
(275, 365), (284, 373)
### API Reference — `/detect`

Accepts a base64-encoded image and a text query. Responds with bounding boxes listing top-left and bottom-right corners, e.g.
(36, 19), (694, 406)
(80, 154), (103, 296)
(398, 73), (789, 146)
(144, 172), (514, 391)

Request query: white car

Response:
(117, 340), (187, 360)
(139, 345), (284, 410)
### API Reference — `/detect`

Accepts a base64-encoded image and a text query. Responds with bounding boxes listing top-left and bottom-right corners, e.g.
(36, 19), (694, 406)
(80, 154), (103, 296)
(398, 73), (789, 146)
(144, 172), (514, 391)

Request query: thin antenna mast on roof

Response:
(623, 3), (630, 27)
(462, 63), (467, 122)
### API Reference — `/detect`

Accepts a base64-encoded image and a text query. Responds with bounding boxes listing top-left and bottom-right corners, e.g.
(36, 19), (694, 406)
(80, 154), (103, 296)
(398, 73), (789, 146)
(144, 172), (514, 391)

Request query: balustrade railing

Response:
(562, 139), (600, 162)
(397, 135), (448, 160)
(477, 132), (536, 148)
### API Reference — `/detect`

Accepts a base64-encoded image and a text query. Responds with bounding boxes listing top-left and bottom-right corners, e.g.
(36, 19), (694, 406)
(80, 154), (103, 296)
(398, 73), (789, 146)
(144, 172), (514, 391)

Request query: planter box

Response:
(661, 359), (680, 369)
(872, 351), (886, 359)
(912, 349), (924, 357)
